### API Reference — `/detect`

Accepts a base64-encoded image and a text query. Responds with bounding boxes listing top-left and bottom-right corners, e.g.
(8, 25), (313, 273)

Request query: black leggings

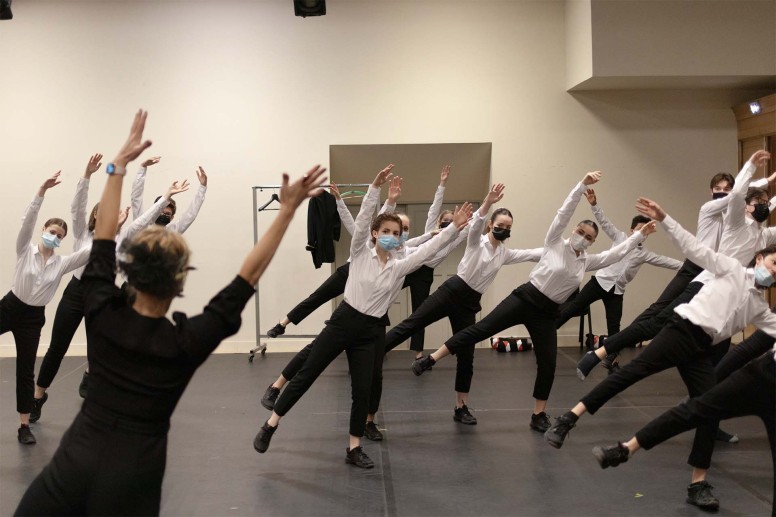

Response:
(0, 291), (45, 414)
(37, 276), (85, 388)
(273, 302), (387, 437)
(581, 316), (718, 470)
(445, 282), (559, 401)
(634, 352), (775, 516)
(14, 407), (168, 516)
(286, 263), (350, 325)
(556, 277), (623, 336)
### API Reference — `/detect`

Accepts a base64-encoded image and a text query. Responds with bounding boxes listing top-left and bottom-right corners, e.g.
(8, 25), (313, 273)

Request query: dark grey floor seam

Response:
(377, 409), (398, 517)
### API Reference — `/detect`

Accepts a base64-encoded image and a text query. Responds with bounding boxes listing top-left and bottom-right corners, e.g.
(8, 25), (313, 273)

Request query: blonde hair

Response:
(117, 226), (192, 299)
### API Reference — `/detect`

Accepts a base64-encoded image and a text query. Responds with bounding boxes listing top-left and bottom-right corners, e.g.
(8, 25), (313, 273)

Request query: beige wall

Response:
(0, 0), (770, 355)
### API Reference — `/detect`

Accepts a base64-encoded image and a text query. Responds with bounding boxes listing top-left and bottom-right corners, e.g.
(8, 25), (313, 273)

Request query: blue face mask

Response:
(400, 231), (409, 244)
(754, 263), (774, 287)
(41, 233), (61, 249)
(377, 235), (401, 251)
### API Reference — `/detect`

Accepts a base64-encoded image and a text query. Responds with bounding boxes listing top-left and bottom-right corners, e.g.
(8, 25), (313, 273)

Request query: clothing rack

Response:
(248, 183), (372, 362)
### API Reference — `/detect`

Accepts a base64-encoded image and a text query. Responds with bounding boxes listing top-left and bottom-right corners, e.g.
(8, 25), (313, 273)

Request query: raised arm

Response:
(546, 171), (601, 246)
(587, 189), (624, 243)
(17, 172), (61, 256)
(351, 165), (394, 257)
(166, 166), (207, 234)
(380, 175), (402, 215)
(130, 156), (161, 220)
(424, 165), (450, 233)
(725, 151), (772, 232)
(641, 250), (683, 270)
(504, 247), (545, 265)
(239, 166), (327, 285)
(636, 197), (739, 276)
(585, 225), (652, 271)
(71, 154), (101, 242)
(332, 184), (356, 236)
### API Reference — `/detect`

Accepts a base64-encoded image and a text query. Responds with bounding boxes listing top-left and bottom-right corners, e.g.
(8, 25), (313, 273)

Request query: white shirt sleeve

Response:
(660, 215), (739, 276)
(405, 231), (434, 248)
(425, 185), (446, 233)
(130, 166), (147, 221)
(724, 160), (758, 233)
(751, 306), (776, 340)
(585, 231), (645, 271)
(166, 185), (207, 234)
(17, 196), (43, 257)
(59, 245), (92, 274)
(590, 204), (625, 243)
(71, 177), (90, 243)
(546, 182), (587, 246)
(121, 196), (170, 242)
(641, 250), (684, 270)
(467, 211), (488, 249)
(504, 247), (544, 265)
(351, 186), (382, 258)
(336, 198), (356, 236)
(392, 224), (459, 278)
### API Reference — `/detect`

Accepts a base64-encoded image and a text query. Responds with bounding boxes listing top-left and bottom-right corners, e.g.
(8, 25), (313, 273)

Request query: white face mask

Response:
(570, 232), (591, 251)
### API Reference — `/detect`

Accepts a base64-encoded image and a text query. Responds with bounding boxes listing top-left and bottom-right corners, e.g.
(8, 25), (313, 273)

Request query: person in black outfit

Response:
(14, 110), (327, 516)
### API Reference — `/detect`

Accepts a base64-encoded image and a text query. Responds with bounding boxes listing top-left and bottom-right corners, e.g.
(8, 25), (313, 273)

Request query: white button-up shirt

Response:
(131, 166), (207, 234)
(11, 196), (91, 306)
(590, 204), (682, 295)
(344, 186), (461, 317)
(661, 215), (776, 344)
(457, 210), (542, 294)
(528, 182), (645, 304)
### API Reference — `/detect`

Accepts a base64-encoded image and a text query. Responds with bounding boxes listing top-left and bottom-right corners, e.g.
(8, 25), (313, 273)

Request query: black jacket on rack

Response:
(306, 190), (341, 268)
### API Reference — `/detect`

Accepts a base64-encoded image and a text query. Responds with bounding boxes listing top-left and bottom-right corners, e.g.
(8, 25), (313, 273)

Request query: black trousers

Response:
(0, 291), (46, 414)
(445, 282), (559, 401)
(273, 302), (387, 437)
(603, 277), (704, 356)
(401, 265), (435, 352)
(634, 352), (775, 516)
(383, 275), (482, 397)
(555, 278), (623, 336)
(286, 263), (350, 325)
(715, 309), (776, 382)
(14, 407), (168, 516)
(37, 276), (85, 389)
(581, 316), (718, 469)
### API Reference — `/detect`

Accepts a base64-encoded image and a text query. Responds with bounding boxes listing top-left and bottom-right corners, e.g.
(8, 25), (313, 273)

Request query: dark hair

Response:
(370, 213), (403, 243)
(578, 219), (599, 237)
(117, 226), (192, 299)
(437, 210), (454, 226)
(490, 208), (513, 223)
(747, 245), (776, 268)
(710, 173), (734, 190)
(154, 196), (177, 216)
(746, 187), (769, 205)
(43, 218), (68, 237)
(630, 215), (651, 229)
(88, 203), (99, 233)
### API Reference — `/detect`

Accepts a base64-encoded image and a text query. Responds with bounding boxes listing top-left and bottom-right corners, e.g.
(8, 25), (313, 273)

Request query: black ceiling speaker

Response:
(0, 0), (13, 20)
(294, 0), (325, 18)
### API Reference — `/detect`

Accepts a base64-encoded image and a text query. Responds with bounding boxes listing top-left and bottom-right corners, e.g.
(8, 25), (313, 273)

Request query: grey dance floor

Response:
(1, 348), (772, 516)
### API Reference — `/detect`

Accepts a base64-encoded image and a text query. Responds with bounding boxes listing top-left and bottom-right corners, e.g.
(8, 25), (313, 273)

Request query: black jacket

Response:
(306, 190), (341, 268)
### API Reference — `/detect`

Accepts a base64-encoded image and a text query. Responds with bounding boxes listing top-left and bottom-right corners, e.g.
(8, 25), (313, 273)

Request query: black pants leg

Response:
(633, 354), (775, 515)
(556, 278), (606, 328)
(37, 277), (85, 389)
(715, 309), (776, 381)
(451, 304), (479, 394)
(286, 263), (349, 325)
(281, 343), (314, 381)
(402, 266), (434, 352)
(600, 288), (624, 336)
(1, 292), (46, 414)
(603, 280), (703, 355)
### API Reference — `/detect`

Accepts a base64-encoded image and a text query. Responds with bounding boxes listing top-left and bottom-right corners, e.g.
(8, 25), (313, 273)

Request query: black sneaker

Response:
(544, 412), (578, 449)
(686, 481), (720, 511)
(529, 412), (551, 433)
(29, 392), (48, 424)
(267, 323), (286, 338)
(592, 442), (630, 468)
(261, 385), (281, 411)
(78, 371), (89, 399)
(253, 421), (277, 453)
(345, 446), (374, 469)
(411, 355), (435, 376)
(415, 356), (431, 370)
(17, 425), (36, 445)
(716, 428), (739, 444)
(363, 421), (384, 441)
(602, 353), (620, 375)
(453, 405), (477, 425)
(576, 351), (601, 380)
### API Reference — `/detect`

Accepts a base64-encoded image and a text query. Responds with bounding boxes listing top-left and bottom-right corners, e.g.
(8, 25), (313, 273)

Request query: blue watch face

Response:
(106, 163), (115, 174)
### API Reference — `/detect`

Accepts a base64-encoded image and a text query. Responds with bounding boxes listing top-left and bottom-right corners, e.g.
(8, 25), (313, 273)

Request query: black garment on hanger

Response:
(306, 190), (341, 268)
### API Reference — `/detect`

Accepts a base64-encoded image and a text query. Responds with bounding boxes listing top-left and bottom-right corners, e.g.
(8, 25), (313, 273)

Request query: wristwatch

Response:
(106, 163), (126, 176)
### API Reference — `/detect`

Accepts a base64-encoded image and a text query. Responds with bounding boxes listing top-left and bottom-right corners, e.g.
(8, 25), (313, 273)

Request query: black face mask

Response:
(752, 204), (770, 223)
(491, 227), (510, 241)
(712, 192), (728, 200)
(439, 221), (452, 229)
(155, 213), (172, 226)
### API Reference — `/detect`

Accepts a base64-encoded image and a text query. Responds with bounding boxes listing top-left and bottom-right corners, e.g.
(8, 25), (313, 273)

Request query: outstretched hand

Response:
(635, 197), (666, 222)
(142, 156), (161, 168)
(113, 110), (152, 168)
(582, 171), (602, 186)
(330, 183), (341, 200)
(85, 153), (103, 177)
(750, 150), (771, 168)
(639, 220), (657, 237)
(452, 202), (474, 229)
(485, 183), (505, 206)
(41, 171), (62, 191)
(280, 165), (328, 211)
(585, 189), (597, 206)
(372, 164), (394, 187)
(196, 166), (208, 187)
(387, 176), (403, 203)
(440, 165), (451, 186)
(166, 179), (190, 198)
(117, 206), (130, 227)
